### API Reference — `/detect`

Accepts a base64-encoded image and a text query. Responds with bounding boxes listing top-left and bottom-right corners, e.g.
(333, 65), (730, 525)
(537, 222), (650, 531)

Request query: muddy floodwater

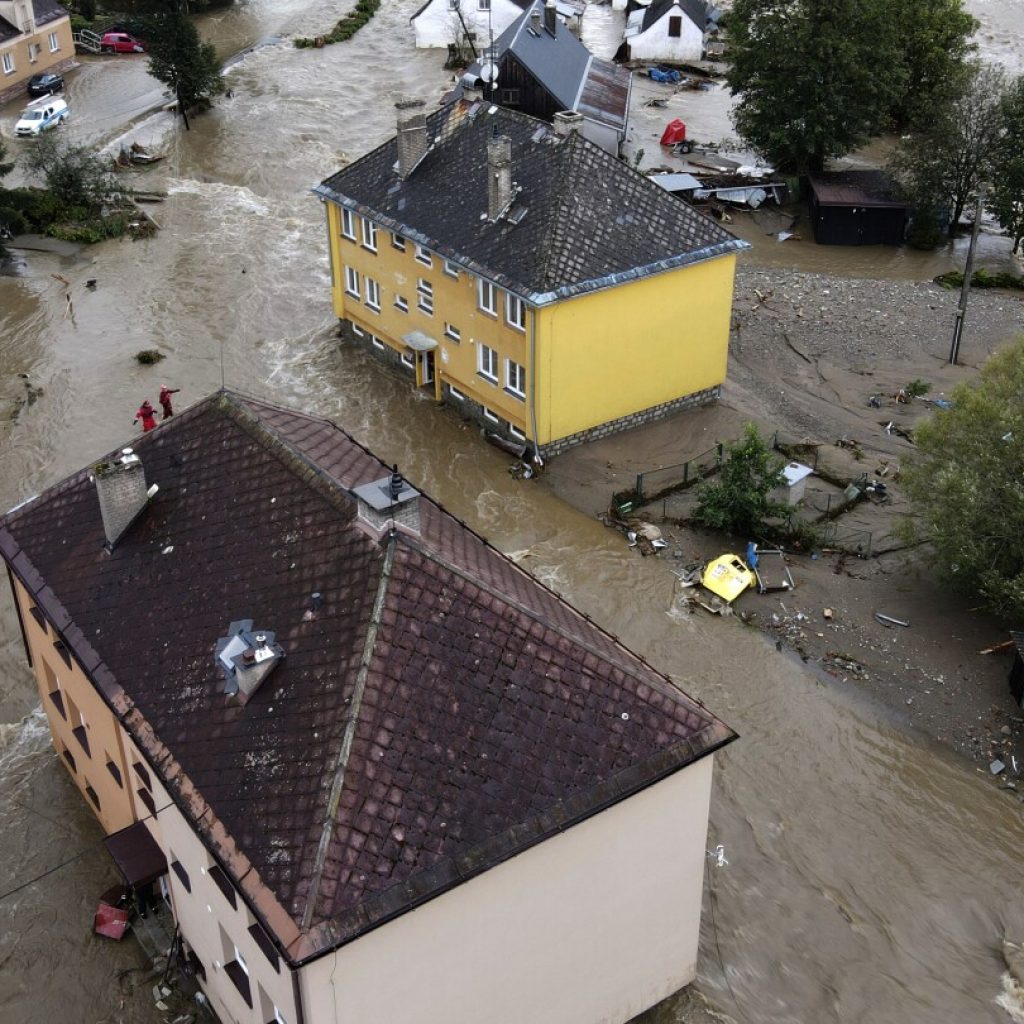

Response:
(1, 1), (1023, 1022)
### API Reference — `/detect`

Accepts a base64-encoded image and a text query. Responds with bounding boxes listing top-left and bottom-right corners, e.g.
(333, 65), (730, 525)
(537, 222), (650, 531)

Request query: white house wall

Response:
(412, 0), (524, 49)
(120, 733), (298, 1024)
(299, 756), (715, 1024)
(627, 12), (703, 62)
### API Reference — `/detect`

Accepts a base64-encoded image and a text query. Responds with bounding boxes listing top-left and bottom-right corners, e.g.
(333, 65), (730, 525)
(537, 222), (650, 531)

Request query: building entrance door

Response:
(419, 351), (434, 388)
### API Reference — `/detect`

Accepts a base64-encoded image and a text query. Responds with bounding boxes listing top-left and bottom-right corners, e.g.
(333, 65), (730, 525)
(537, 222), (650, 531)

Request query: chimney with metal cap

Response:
(487, 133), (513, 220)
(93, 448), (157, 551)
(553, 110), (585, 138)
(352, 465), (421, 536)
(396, 99), (428, 179)
(544, 0), (557, 35)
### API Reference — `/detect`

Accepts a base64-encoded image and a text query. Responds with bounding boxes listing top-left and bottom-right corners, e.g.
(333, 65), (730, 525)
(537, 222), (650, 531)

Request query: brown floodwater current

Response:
(1, 1), (1023, 1021)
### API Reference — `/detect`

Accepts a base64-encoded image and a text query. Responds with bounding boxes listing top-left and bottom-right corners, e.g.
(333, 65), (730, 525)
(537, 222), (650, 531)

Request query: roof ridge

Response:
(535, 132), (579, 290)
(302, 532), (397, 930)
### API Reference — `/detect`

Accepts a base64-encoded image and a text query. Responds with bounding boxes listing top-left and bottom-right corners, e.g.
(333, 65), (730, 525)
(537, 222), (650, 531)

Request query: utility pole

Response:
(949, 184), (985, 365)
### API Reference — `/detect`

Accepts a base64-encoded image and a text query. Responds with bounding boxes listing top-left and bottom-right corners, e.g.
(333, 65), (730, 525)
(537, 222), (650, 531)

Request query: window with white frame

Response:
(351, 324), (364, 337)
(2, 53), (14, 74)
(344, 266), (360, 298)
(482, 407), (500, 423)
(479, 0), (491, 10)
(28, 43), (40, 62)
(478, 279), (497, 316)
(48, 31), (59, 52)
(509, 423), (527, 441)
(443, 260), (459, 279)
(505, 359), (526, 398)
(341, 209), (356, 240)
(506, 293), (526, 331)
(448, 0), (459, 8)
(417, 278), (433, 315)
(371, 335), (385, 350)
(414, 245), (432, 267)
(444, 322), (460, 343)
(401, 352), (415, 368)
(364, 277), (381, 311)
(391, 233), (406, 252)
(478, 344), (498, 383)
(395, 295), (409, 312)
(447, 385), (465, 401)
(361, 217), (378, 252)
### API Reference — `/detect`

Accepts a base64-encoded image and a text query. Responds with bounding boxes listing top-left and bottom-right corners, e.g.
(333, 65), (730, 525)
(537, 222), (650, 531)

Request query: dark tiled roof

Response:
(809, 170), (909, 209)
(316, 101), (745, 303)
(641, 0), (707, 33)
(0, 14), (18, 41)
(32, 0), (69, 27)
(1, 391), (735, 961)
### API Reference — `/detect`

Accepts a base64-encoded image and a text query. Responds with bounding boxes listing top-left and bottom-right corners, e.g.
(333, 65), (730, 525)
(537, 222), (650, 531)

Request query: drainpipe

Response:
(528, 307), (542, 463)
(291, 964), (307, 1024)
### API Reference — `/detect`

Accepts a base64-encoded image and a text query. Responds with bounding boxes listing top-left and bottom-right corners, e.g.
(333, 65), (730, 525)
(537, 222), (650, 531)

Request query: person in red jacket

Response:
(158, 384), (180, 419)
(134, 400), (157, 432)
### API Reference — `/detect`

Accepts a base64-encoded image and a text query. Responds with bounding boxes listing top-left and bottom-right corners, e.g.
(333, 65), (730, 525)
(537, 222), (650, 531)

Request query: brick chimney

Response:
(553, 110), (584, 138)
(93, 448), (157, 551)
(544, 0), (557, 35)
(352, 465), (421, 536)
(487, 133), (513, 221)
(396, 99), (428, 179)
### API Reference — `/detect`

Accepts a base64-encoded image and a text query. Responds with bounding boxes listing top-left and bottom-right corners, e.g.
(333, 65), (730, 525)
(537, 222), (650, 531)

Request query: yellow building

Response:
(315, 99), (749, 457)
(0, 0), (73, 102)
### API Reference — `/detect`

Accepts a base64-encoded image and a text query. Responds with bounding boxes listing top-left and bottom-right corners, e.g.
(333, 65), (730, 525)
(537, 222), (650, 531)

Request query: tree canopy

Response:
(990, 75), (1024, 255)
(902, 338), (1024, 623)
(727, 0), (977, 172)
(145, 11), (223, 119)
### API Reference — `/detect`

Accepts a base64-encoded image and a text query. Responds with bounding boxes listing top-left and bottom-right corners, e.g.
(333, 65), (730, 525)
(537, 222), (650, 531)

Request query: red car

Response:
(100, 31), (144, 53)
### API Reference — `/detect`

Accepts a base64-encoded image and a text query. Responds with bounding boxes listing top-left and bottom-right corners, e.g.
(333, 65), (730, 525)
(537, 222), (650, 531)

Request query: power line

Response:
(0, 801), (172, 904)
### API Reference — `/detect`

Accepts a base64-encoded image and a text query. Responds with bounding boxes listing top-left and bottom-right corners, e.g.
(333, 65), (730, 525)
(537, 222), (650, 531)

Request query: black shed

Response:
(807, 171), (910, 246)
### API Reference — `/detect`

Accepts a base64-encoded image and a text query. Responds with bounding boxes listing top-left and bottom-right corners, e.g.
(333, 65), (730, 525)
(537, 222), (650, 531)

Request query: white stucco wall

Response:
(626, 7), (703, 62)
(412, 0), (524, 48)
(299, 755), (716, 1024)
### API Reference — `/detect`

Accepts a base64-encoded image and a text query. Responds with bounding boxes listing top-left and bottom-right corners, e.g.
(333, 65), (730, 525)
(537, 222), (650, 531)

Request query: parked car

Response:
(27, 72), (64, 97)
(100, 31), (144, 53)
(14, 96), (70, 137)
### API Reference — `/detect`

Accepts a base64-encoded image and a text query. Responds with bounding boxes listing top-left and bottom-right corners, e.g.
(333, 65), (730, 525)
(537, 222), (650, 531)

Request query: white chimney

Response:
(553, 110), (585, 138)
(396, 99), (428, 179)
(487, 133), (513, 221)
(352, 466), (421, 536)
(93, 448), (157, 551)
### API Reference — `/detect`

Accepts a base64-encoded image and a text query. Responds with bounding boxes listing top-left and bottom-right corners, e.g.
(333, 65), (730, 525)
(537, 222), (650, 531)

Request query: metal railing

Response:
(73, 29), (102, 53)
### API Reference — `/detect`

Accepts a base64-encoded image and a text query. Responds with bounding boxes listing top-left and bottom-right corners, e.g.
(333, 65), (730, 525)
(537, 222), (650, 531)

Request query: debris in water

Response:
(874, 612), (910, 628)
(991, 759), (1006, 775)
(135, 349), (165, 365)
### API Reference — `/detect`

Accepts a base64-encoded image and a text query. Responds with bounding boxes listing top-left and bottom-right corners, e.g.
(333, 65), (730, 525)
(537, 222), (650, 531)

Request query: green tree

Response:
(888, 0), (977, 130)
(903, 338), (1024, 623)
(726, 0), (903, 173)
(889, 63), (1007, 237)
(0, 137), (16, 257)
(145, 11), (223, 126)
(693, 425), (787, 534)
(21, 135), (129, 213)
(990, 75), (1024, 255)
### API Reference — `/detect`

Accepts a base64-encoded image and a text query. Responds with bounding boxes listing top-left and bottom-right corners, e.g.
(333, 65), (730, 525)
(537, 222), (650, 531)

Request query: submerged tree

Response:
(145, 11), (223, 127)
(889, 63), (1007, 237)
(0, 137), (17, 256)
(902, 337), (1024, 623)
(727, 0), (903, 172)
(990, 75), (1024, 255)
(21, 135), (129, 212)
(693, 425), (786, 535)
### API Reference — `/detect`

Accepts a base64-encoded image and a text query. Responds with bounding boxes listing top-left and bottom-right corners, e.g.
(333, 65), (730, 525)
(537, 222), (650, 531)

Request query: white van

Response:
(15, 96), (69, 137)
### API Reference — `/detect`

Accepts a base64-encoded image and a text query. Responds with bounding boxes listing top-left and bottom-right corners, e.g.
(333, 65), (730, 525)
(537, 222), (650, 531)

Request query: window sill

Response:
(365, 305), (381, 314)
(344, 291), (360, 300)
(417, 307), (434, 317)
(504, 388), (526, 401)
(477, 372), (498, 386)
(361, 245), (377, 254)
(477, 309), (498, 319)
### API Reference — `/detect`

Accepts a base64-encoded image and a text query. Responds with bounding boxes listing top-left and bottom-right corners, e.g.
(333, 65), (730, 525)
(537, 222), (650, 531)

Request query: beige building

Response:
(0, 0), (73, 102)
(1, 390), (736, 1024)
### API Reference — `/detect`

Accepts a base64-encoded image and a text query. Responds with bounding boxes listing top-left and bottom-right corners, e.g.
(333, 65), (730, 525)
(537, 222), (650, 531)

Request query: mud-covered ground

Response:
(544, 262), (1024, 777)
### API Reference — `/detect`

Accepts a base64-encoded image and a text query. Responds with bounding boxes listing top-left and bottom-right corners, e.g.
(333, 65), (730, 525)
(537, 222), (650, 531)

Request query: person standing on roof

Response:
(158, 384), (180, 419)
(133, 400), (157, 432)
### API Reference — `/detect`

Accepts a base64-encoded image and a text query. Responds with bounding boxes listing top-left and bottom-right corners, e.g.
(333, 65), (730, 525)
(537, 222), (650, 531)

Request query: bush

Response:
(294, 0), (381, 47)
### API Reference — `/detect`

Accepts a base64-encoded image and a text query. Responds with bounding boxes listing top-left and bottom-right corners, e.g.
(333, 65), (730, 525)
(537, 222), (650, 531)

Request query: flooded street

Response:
(1, 0), (1023, 1021)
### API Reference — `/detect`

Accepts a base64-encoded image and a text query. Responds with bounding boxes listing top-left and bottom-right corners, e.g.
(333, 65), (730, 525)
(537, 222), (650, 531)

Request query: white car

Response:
(15, 96), (69, 137)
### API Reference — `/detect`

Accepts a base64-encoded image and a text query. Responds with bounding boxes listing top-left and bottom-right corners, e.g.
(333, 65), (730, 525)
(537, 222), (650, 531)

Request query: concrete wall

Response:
(412, 0), (524, 49)
(626, 6), (703, 62)
(535, 252), (736, 444)
(300, 756), (715, 1024)
(0, 13), (73, 101)
(11, 575), (136, 835)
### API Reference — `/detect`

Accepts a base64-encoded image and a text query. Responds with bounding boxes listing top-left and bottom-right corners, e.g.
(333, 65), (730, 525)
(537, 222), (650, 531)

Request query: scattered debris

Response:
(874, 612), (910, 628)
(979, 639), (1016, 655)
(135, 349), (165, 365)
(702, 553), (755, 603)
(823, 607), (834, 620)
(991, 759), (1006, 775)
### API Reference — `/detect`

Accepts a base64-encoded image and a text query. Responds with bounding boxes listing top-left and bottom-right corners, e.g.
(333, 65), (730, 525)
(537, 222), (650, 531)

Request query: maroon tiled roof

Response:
(0, 390), (735, 962)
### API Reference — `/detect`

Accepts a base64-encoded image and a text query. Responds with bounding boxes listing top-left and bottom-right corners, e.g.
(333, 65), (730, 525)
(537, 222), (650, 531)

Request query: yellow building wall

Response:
(0, 16), (73, 94)
(325, 206), (533, 435)
(11, 575), (136, 835)
(534, 253), (737, 444)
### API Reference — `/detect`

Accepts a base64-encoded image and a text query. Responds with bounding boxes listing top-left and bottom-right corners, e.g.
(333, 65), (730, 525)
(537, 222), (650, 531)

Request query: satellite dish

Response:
(479, 61), (499, 84)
